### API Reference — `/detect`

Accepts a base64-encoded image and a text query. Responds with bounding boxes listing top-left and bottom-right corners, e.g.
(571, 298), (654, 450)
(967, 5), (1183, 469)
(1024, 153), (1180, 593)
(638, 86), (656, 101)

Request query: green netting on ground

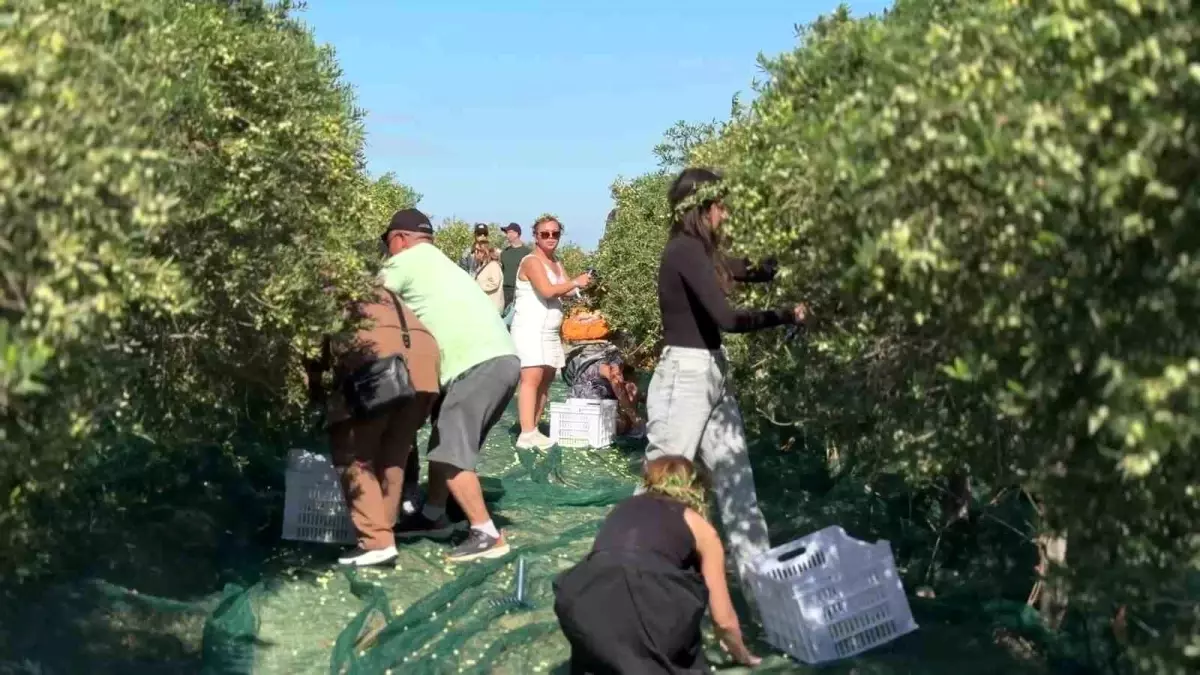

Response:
(246, 382), (642, 675)
(197, 382), (812, 674)
(3, 381), (1060, 675)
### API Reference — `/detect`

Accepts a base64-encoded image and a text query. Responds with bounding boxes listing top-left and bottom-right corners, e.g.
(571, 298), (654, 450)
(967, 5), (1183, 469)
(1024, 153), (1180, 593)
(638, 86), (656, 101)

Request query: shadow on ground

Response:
(2, 383), (1061, 675)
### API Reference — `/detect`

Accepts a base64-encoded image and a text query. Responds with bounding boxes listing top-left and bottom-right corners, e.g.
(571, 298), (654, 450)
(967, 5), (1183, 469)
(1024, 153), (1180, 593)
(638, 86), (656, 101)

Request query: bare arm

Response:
(684, 508), (760, 666)
(599, 363), (636, 414)
(520, 257), (579, 299)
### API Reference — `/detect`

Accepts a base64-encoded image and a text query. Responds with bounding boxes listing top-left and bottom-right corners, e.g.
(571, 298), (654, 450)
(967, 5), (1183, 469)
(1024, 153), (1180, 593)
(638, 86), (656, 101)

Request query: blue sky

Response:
(301, 1), (890, 248)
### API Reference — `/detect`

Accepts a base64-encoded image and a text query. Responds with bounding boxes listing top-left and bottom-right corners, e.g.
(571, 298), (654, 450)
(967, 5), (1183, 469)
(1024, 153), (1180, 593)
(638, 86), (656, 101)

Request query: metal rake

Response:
(489, 556), (531, 609)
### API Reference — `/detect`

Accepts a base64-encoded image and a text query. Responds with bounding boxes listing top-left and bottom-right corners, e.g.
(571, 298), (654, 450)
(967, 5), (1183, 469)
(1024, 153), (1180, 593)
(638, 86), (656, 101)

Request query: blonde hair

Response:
(532, 214), (562, 235)
(642, 456), (708, 516)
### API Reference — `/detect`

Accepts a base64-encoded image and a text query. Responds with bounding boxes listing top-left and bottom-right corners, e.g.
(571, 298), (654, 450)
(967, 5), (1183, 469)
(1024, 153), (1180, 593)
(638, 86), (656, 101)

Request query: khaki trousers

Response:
(330, 392), (437, 550)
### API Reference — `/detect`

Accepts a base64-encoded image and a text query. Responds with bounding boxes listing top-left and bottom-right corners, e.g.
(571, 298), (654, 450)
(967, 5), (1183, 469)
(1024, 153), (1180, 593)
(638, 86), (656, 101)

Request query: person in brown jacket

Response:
(305, 287), (440, 566)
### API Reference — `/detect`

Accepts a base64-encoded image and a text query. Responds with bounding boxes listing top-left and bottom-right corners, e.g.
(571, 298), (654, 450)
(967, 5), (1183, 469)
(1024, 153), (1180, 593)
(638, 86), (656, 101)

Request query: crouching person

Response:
(306, 285), (440, 567)
(565, 344), (644, 437)
(553, 457), (760, 673)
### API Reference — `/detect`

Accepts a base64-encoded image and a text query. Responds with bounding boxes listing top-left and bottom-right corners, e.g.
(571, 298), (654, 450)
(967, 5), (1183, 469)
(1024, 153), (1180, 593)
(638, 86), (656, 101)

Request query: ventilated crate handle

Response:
(763, 539), (815, 567)
(757, 525), (850, 567)
(566, 400), (604, 409)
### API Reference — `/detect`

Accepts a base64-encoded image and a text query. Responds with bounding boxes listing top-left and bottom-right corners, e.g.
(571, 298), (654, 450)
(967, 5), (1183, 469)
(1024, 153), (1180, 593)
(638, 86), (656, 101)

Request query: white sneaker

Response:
(338, 545), (398, 567)
(516, 431), (554, 450)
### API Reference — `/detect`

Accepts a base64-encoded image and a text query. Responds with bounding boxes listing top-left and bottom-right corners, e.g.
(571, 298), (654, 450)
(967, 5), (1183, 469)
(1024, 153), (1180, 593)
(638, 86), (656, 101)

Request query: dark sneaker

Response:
(338, 545), (398, 567)
(446, 529), (510, 563)
(394, 513), (457, 540)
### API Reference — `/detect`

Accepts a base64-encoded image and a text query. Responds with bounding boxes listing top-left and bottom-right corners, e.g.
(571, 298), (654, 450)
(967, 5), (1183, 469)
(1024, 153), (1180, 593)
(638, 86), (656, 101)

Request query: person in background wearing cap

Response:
(458, 223), (492, 276)
(380, 208), (521, 562)
(498, 222), (531, 312)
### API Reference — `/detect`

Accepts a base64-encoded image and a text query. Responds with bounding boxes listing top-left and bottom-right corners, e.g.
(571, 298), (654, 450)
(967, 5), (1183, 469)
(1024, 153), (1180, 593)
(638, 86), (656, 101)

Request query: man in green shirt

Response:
(379, 208), (520, 562)
(499, 222), (532, 310)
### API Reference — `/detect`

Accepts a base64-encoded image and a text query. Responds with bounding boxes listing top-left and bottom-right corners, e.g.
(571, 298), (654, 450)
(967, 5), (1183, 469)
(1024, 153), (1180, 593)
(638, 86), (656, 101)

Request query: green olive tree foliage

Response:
(592, 119), (730, 360)
(692, 0), (1198, 670)
(1, 0), (189, 578)
(115, 0), (379, 420)
(556, 243), (592, 279)
(593, 173), (671, 361)
(433, 218), (497, 262)
(360, 173), (422, 264)
(366, 173), (422, 223)
(0, 0), (418, 580)
(594, 0), (1198, 669)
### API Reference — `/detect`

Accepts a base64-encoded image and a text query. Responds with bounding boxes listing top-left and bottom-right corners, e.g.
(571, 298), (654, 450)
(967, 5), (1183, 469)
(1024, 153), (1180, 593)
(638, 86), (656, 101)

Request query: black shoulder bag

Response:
(343, 289), (417, 419)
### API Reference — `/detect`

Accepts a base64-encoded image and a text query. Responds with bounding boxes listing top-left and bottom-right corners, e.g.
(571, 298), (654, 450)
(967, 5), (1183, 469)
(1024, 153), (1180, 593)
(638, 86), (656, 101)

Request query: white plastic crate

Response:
(549, 398), (617, 448)
(281, 448), (355, 545)
(748, 525), (918, 665)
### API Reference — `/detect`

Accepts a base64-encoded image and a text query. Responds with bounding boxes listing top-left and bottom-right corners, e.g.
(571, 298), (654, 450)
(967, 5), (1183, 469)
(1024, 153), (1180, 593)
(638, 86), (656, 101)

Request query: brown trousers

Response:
(330, 392), (437, 550)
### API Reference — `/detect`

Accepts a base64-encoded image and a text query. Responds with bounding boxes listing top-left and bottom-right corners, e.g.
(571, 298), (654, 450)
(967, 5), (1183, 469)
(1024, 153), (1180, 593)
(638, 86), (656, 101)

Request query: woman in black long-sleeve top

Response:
(641, 167), (806, 596)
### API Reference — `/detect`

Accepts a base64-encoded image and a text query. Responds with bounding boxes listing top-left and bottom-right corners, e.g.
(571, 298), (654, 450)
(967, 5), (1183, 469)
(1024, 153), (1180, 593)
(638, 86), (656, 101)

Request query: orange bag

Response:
(561, 313), (610, 341)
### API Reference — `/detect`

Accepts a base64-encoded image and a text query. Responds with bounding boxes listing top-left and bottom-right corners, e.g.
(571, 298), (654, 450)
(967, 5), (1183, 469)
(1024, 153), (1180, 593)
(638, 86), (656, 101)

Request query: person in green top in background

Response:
(379, 208), (521, 563)
(499, 222), (532, 312)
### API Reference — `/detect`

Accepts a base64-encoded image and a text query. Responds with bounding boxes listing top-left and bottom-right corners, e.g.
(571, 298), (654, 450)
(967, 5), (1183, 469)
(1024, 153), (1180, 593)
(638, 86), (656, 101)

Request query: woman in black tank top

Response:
(553, 457), (760, 673)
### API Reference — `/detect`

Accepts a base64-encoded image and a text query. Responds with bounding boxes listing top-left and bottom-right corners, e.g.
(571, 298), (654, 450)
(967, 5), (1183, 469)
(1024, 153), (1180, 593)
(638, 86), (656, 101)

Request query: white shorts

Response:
(511, 324), (565, 369)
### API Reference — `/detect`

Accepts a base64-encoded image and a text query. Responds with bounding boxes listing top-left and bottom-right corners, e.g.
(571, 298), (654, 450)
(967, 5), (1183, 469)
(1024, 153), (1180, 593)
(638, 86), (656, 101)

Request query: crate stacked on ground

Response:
(747, 525), (918, 665)
(281, 448), (356, 545)
(549, 398), (617, 448)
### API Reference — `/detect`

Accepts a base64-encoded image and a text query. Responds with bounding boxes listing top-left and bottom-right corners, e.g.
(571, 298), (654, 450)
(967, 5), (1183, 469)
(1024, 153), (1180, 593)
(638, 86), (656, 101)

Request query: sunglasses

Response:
(538, 230), (562, 240)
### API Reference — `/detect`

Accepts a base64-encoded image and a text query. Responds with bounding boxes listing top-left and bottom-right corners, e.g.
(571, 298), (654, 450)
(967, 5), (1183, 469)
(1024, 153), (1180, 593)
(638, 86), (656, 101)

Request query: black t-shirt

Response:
(592, 494), (699, 571)
(657, 235), (792, 350)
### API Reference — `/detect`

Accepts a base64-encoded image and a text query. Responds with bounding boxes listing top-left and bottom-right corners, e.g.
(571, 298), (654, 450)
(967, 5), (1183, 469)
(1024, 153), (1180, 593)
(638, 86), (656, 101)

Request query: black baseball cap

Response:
(501, 222), (521, 235)
(381, 208), (433, 242)
(473, 223), (489, 236)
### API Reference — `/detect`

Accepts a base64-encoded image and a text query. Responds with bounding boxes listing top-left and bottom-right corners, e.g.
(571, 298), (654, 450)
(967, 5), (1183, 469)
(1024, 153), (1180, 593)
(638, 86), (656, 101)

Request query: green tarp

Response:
(3, 382), (1056, 674)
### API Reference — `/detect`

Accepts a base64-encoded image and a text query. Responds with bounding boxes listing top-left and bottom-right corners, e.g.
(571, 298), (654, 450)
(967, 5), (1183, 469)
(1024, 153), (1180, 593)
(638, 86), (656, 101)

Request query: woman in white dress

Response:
(510, 216), (592, 449)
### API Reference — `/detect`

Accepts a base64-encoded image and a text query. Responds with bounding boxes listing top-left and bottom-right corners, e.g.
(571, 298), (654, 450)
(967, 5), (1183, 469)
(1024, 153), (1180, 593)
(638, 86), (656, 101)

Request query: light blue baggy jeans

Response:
(639, 346), (771, 590)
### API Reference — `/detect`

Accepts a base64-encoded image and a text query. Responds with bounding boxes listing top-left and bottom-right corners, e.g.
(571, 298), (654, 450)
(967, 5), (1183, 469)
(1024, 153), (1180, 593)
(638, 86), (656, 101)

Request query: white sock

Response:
(472, 520), (500, 539)
(422, 504), (445, 521)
